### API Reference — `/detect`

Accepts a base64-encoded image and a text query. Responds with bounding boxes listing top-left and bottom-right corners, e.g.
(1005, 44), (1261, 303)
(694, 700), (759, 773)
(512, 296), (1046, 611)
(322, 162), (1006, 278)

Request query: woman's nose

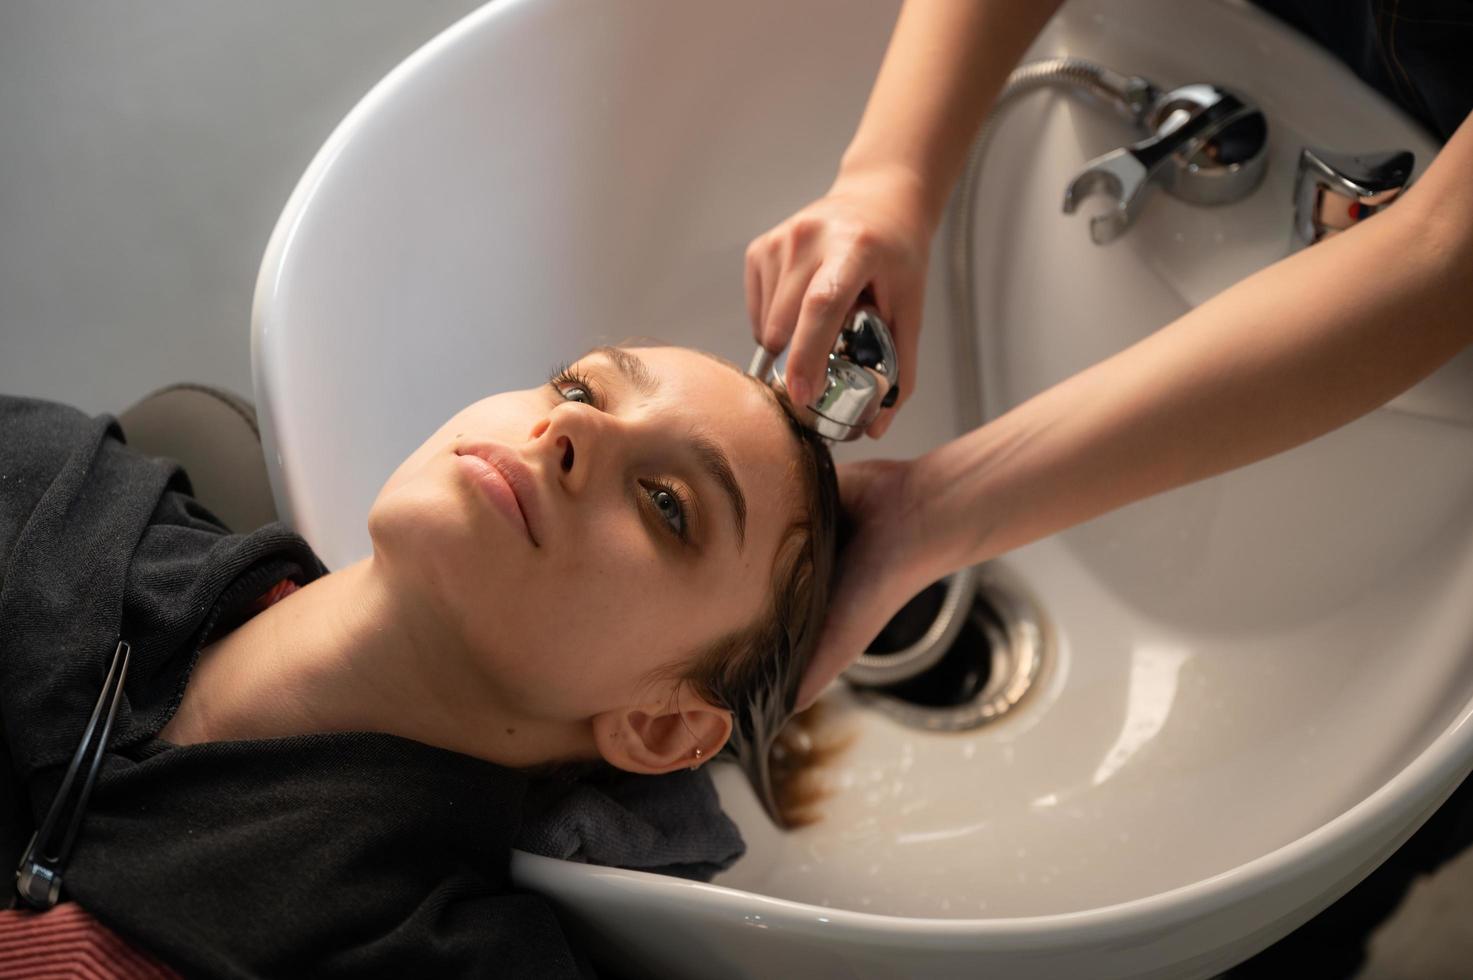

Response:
(531, 404), (602, 495)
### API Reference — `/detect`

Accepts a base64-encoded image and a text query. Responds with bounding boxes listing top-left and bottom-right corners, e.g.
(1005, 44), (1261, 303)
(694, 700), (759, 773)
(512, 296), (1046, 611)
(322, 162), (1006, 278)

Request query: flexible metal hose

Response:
(948, 57), (1155, 431)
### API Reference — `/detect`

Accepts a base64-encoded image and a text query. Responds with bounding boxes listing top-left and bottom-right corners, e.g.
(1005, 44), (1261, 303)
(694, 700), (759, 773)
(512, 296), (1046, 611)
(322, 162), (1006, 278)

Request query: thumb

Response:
(795, 566), (897, 711)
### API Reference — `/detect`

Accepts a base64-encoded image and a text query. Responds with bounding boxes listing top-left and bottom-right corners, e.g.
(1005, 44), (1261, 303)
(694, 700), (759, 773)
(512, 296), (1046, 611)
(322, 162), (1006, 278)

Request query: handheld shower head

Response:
(747, 305), (900, 442)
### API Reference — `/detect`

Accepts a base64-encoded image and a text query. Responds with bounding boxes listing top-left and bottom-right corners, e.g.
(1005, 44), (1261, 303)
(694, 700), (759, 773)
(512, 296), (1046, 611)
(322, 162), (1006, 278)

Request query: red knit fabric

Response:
(250, 577), (300, 613)
(1, 580), (300, 978)
(0, 903), (179, 979)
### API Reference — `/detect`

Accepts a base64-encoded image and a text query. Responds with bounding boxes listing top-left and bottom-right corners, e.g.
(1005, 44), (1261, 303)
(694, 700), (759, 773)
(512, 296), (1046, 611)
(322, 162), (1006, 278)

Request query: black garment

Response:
(0, 395), (589, 978)
(1251, 0), (1473, 141)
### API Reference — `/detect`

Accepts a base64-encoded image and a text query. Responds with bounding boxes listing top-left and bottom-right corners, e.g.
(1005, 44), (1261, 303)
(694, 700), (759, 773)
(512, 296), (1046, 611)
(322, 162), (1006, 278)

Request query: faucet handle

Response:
(1063, 85), (1256, 244)
(1293, 146), (1413, 248)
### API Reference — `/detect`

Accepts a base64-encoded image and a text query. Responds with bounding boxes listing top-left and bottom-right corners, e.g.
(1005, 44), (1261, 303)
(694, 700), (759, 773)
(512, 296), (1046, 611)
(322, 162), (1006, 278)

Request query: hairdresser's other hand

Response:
(796, 457), (940, 710)
(745, 166), (932, 439)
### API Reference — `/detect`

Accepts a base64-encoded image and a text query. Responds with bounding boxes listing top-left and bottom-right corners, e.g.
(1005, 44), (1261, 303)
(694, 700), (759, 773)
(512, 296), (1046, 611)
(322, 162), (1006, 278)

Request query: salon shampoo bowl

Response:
(252, 0), (1473, 976)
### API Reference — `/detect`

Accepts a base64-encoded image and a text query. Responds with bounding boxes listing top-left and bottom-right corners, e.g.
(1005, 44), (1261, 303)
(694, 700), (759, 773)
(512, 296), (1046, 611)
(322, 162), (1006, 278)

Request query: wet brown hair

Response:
(668, 386), (840, 825)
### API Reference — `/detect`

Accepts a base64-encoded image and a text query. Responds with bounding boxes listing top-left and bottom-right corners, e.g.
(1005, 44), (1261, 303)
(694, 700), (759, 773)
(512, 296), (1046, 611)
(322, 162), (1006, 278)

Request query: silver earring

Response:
(676, 689), (705, 770)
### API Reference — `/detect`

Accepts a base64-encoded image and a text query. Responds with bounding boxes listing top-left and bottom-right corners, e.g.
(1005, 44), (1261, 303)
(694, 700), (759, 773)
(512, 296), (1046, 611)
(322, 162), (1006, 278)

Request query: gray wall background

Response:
(0, 0), (484, 416)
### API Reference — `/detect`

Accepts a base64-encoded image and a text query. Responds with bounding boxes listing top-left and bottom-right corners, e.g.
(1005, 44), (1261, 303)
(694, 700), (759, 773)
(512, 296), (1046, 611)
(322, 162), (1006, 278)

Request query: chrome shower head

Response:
(747, 305), (900, 442)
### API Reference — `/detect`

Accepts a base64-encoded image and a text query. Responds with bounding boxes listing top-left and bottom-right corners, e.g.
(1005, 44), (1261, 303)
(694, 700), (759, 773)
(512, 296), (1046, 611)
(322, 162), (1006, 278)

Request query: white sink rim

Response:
(514, 702), (1473, 939)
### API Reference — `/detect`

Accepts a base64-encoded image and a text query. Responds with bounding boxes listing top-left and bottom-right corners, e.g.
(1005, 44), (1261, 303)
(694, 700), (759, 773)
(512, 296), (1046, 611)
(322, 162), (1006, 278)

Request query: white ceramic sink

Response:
(252, 0), (1473, 976)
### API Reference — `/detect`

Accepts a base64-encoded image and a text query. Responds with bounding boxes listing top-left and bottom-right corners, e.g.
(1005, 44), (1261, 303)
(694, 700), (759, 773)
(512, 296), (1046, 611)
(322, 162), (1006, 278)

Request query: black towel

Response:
(519, 764), (745, 881)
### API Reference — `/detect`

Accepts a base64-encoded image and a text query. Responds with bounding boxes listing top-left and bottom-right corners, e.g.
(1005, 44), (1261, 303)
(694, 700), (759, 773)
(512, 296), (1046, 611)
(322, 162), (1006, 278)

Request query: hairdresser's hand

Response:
(796, 457), (941, 710)
(746, 166), (933, 438)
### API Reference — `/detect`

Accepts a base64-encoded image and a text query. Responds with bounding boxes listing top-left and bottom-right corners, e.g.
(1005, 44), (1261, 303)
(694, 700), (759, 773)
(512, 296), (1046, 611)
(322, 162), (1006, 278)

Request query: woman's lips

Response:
(455, 447), (541, 546)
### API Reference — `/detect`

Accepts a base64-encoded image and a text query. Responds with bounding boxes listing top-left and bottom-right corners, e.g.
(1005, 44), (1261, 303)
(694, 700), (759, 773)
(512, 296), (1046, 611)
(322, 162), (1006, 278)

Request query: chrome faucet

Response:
(1292, 146), (1413, 249)
(1063, 82), (1269, 244)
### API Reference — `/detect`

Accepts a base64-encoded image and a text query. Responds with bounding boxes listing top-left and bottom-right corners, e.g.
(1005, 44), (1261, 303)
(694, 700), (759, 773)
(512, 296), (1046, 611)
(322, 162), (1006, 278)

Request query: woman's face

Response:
(369, 345), (800, 726)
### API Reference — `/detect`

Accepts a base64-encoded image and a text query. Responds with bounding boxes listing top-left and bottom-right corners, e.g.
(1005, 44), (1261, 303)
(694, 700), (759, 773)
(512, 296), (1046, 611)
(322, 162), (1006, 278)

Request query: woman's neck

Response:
(157, 557), (593, 768)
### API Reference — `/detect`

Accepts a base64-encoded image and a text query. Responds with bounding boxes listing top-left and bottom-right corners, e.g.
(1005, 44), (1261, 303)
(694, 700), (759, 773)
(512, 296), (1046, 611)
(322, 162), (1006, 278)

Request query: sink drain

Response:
(850, 564), (1051, 731)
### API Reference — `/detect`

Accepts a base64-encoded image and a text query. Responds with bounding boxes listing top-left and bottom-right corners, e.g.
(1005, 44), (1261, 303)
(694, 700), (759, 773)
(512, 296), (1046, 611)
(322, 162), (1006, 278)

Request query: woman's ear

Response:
(591, 685), (733, 775)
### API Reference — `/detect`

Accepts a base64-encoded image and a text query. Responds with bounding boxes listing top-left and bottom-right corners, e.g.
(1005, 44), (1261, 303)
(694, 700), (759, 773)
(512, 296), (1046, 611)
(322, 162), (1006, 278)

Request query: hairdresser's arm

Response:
(748, 0), (1063, 433)
(799, 111), (1473, 709)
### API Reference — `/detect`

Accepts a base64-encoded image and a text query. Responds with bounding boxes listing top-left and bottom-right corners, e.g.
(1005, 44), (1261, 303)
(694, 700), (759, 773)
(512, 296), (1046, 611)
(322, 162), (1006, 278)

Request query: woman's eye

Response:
(646, 484), (687, 539)
(559, 384), (594, 404)
(548, 365), (600, 408)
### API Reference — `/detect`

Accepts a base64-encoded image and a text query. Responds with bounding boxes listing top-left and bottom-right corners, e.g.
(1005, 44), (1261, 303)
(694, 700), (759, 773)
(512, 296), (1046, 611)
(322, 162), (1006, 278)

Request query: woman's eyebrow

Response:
(586, 346), (748, 549)
(589, 345), (659, 396)
(689, 433), (747, 548)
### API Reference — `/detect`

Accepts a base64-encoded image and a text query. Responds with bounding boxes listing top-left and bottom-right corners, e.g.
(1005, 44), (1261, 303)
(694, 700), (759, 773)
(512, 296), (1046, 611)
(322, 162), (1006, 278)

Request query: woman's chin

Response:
(367, 481), (503, 591)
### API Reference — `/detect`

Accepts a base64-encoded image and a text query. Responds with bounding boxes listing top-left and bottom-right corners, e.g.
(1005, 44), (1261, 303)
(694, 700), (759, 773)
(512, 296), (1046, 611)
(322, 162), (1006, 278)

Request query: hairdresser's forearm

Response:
(910, 119), (1473, 575)
(837, 0), (1064, 232)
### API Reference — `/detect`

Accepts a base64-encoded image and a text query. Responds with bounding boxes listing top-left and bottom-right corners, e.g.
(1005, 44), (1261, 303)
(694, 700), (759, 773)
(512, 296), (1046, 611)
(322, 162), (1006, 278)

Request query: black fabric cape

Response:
(0, 395), (590, 978)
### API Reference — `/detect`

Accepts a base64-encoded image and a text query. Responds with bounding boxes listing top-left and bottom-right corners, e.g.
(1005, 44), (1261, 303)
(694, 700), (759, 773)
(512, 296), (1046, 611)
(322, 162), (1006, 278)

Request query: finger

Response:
(784, 251), (870, 406)
(796, 588), (890, 711)
(833, 460), (871, 512)
(757, 248), (785, 351)
(763, 257), (821, 364)
(796, 461), (913, 707)
(867, 410), (896, 440)
(744, 240), (765, 343)
(796, 612), (860, 711)
(795, 629), (847, 711)
(794, 534), (887, 709)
